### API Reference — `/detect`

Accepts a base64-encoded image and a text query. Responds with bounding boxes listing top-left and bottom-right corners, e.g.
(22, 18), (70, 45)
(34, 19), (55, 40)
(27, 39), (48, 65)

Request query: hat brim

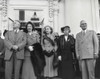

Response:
(61, 26), (70, 33)
(61, 27), (65, 32)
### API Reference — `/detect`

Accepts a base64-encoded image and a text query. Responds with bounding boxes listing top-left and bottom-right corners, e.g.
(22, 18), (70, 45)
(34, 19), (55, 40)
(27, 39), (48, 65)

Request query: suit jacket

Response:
(0, 37), (5, 58)
(0, 37), (4, 53)
(4, 30), (26, 60)
(75, 30), (99, 59)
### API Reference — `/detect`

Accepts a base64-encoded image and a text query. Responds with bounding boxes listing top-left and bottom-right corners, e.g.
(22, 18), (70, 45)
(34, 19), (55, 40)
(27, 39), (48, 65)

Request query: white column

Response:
(64, 0), (71, 26)
(91, 0), (100, 33)
(64, 0), (100, 36)
(53, 0), (59, 33)
(0, 0), (4, 38)
(48, 0), (54, 28)
(0, 0), (2, 31)
(2, 0), (8, 31)
(58, 0), (65, 35)
(0, 11), (2, 33)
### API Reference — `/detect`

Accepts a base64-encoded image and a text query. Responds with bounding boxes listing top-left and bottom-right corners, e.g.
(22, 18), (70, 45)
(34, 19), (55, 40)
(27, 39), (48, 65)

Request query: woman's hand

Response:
(58, 56), (62, 61)
(28, 46), (34, 51)
(94, 53), (98, 59)
(0, 52), (2, 55)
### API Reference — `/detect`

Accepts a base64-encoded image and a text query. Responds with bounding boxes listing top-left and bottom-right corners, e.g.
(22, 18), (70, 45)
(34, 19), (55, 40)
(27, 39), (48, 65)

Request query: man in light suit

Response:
(75, 20), (99, 79)
(4, 20), (26, 79)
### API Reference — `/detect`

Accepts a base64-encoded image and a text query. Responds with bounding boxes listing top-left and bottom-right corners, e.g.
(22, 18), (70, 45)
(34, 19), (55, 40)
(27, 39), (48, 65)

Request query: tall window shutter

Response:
(19, 10), (25, 21)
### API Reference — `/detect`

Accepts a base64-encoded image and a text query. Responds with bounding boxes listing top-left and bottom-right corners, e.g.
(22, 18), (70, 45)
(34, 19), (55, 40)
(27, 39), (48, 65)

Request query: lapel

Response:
(79, 30), (90, 43)
(27, 33), (35, 41)
(16, 30), (22, 42)
(60, 35), (65, 49)
(27, 33), (37, 44)
(61, 35), (65, 42)
(10, 31), (15, 41)
(64, 35), (70, 42)
(60, 35), (71, 49)
(67, 35), (70, 42)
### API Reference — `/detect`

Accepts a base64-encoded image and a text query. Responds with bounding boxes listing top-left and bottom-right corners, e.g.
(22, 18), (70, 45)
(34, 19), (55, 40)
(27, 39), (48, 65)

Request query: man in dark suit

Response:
(4, 20), (26, 79)
(0, 30), (5, 79)
(95, 33), (100, 78)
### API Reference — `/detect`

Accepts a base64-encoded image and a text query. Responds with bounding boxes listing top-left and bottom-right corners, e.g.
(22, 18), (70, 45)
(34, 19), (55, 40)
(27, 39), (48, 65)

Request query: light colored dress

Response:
(44, 55), (57, 77)
(22, 31), (39, 79)
(43, 36), (57, 77)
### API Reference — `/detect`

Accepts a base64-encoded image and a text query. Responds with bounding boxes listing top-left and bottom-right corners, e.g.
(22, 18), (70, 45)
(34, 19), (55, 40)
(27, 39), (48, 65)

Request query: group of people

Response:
(0, 20), (99, 79)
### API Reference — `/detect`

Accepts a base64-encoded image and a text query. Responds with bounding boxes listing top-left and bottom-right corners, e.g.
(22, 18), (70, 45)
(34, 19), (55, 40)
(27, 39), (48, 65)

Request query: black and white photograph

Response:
(0, 0), (100, 79)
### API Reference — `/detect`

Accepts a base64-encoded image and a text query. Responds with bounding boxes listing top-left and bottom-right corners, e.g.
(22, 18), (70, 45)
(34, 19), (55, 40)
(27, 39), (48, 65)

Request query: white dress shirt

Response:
(64, 35), (68, 41)
(82, 30), (87, 36)
(14, 29), (19, 33)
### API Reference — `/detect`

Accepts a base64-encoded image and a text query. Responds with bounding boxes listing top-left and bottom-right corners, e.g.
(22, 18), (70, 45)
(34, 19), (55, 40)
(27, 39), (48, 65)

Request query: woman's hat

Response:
(61, 26), (70, 33)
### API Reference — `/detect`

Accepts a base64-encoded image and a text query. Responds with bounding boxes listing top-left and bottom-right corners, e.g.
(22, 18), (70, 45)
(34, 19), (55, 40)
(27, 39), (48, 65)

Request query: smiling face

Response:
(27, 24), (33, 32)
(45, 26), (52, 34)
(13, 21), (20, 29)
(63, 27), (70, 35)
(80, 20), (87, 30)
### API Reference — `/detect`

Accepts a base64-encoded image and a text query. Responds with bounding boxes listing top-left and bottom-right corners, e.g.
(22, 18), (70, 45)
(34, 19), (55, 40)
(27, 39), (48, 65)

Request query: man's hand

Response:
(58, 56), (62, 61)
(12, 45), (18, 50)
(77, 55), (80, 60)
(0, 52), (2, 55)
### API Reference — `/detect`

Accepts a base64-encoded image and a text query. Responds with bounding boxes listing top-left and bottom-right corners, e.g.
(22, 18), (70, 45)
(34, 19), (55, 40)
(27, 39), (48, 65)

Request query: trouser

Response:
(80, 59), (95, 79)
(5, 53), (22, 79)
(0, 58), (4, 79)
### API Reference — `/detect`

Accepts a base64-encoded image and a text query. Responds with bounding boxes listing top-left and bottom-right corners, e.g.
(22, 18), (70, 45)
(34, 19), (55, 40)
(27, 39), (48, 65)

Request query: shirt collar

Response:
(28, 32), (32, 35)
(64, 35), (68, 41)
(82, 29), (87, 33)
(14, 29), (19, 33)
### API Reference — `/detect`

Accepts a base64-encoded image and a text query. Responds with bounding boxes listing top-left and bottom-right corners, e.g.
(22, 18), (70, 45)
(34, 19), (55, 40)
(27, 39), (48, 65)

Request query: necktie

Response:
(83, 31), (85, 36)
(14, 30), (18, 44)
(15, 30), (18, 34)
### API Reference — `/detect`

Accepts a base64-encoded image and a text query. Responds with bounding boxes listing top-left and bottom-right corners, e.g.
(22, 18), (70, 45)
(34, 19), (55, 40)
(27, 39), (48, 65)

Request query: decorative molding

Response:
(2, 0), (8, 30)
(2, 0), (8, 17)
(0, 0), (2, 4)
(53, 0), (59, 14)
(0, 0), (2, 10)
(48, 0), (59, 18)
(48, 0), (54, 19)
(48, 0), (54, 27)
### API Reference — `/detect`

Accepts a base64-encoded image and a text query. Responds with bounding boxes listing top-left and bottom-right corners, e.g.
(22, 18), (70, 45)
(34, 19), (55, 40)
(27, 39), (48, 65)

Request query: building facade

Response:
(0, 0), (100, 37)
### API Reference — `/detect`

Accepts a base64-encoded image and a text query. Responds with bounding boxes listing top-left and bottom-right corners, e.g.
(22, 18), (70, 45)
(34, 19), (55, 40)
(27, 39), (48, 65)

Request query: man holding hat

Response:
(75, 20), (99, 79)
